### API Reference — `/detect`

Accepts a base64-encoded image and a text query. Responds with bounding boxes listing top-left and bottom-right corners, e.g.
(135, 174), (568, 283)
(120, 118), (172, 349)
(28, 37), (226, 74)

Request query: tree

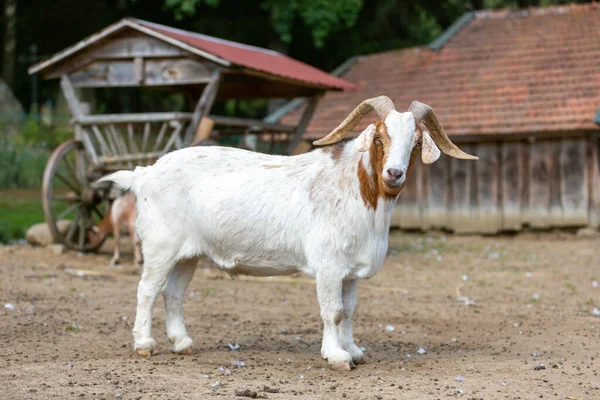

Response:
(2, 0), (17, 87)
(164, 0), (363, 48)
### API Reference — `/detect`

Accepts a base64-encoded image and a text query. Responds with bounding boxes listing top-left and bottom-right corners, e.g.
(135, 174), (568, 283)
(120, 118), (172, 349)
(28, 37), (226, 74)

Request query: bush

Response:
(0, 138), (49, 189)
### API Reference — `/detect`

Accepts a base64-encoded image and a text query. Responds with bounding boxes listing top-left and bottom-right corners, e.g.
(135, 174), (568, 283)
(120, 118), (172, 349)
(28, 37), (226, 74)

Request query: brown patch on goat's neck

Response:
(357, 120), (396, 210)
(321, 143), (345, 161)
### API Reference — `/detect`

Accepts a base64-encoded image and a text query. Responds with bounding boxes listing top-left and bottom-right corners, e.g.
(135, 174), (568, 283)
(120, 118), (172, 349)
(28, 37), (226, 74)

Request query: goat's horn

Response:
(313, 96), (396, 146)
(409, 101), (478, 160)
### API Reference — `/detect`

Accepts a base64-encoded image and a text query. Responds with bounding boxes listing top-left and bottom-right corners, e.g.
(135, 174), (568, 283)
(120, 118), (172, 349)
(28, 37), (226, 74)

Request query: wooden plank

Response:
(521, 139), (531, 226)
(110, 125), (128, 154)
(91, 125), (112, 156)
(144, 58), (214, 86)
(548, 140), (563, 225)
(70, 60), (135, 87)
(88, 31), (188, 59)
(468, 143), (501, 233)
(501, 142), (522, 231)
(152, 122), (168, 152)
(526, 140), (552, 228)
(127, 123), (139, 153)
(103, 126), (119, 156)
(208, 115), (296, 133)
(286, 92), (323, 155)
(422, 154), (450, 230)
(134, 57), (144, 84)
(448, 145), (472, 233)
(79, 112), (192, 124)
(60, 74), (83, 119)
(78, 126), (99, 167)
(99, 151), (165, 165)
(69, 57), (214, 88)
(560, 138), (588, 226)
(587, 136), (600, 228)
(184, 70), (221, 145)
(163, 122), (183, 152)
(141, 122), (151, 153)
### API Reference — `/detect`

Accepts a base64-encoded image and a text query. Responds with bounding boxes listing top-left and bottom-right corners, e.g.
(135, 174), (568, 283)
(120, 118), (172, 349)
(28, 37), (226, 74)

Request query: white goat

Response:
(99, 96), (477, 370)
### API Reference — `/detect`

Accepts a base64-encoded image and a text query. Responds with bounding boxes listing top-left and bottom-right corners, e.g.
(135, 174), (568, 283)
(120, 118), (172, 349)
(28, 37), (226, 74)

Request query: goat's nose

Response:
(386, 168), (404, 180)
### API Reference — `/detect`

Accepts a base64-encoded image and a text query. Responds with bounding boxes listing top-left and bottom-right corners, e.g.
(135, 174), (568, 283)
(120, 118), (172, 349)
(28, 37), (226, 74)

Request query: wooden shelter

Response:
(280, 4), (600, 233)
(29, 17), (357, 163)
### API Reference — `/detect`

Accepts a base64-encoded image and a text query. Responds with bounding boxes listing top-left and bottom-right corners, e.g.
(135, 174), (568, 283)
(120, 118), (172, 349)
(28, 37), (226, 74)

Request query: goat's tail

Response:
(96, 167), (145, 192)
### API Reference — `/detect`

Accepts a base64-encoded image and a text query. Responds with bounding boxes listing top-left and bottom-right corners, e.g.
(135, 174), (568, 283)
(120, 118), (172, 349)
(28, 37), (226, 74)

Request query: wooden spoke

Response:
(78, 211), (87, 249)
(52, 193), (79, 202)
(66, 210), (80, 243)
(63, 153), (81, 187)
(55, 171), (81, 194)
(56, 203), (79, 220)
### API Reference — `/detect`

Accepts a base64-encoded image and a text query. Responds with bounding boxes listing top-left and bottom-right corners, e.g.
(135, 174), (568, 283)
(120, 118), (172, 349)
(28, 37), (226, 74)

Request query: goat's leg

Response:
(109, 226), (121, 267)
(162, 259), (196, 355)
(132, 259), (175, 357)
(339, 279), (364, 364)
(316, 272), (354, 370)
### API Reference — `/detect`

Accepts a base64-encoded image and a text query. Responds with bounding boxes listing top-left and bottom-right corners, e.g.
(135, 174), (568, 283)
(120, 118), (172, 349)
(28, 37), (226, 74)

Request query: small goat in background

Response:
(94, 192), (142, 267)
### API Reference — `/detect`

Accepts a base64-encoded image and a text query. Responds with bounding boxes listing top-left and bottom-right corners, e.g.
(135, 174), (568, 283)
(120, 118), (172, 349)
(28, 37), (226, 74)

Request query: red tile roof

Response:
(282, 3), (600, 140)
(134, 20), (357, 92)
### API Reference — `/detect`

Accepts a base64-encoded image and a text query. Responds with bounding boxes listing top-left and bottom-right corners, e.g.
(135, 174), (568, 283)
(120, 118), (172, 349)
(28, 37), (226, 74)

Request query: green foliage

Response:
(0, 189), (44, 243)
(163, 0), (363, 48)
(262, 0), (363, 47)
(16, 119), (72, 149)
(0, 137), (48, 190)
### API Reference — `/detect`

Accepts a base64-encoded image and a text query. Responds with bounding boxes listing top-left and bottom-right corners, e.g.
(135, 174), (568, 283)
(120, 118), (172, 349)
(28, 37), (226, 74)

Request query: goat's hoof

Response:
(171, 336), (194, 355)
(330, 361), (353, 371)
(134, 338), (156, 357)
(179, 346), (194, 356)
(323, 348), (355, 371)
(135, 348), (153, 357)
(344, 344), (365, 364)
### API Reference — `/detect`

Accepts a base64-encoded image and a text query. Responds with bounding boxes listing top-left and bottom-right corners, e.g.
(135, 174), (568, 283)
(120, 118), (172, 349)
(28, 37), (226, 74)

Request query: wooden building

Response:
(280, 4), (600, 233)
(29, 18), (357, 159)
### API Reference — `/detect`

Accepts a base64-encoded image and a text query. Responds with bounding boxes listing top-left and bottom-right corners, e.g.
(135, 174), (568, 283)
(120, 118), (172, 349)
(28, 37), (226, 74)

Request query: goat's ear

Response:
(421, 129), (441, 164)
(354, 124), (376, 152)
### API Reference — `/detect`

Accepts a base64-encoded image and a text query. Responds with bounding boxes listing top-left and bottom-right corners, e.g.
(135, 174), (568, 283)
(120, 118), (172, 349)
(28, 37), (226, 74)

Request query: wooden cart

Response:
(29, 18), (355, 252)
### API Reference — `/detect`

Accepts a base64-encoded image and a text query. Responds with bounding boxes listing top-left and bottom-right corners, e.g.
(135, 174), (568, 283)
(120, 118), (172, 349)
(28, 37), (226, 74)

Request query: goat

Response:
(94, 192), (142, 267)
(98, 96), (477, 370)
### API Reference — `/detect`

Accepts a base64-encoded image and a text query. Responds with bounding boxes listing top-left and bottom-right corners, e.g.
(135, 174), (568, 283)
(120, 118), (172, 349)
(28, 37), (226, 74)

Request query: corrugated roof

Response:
(135, 20), (357, 91)
(29, 18), (357, 92)
(282, 3), (600, 139)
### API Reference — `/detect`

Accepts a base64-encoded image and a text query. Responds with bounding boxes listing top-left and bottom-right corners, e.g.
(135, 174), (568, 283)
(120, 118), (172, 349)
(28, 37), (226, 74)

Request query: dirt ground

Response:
(1, 232), (600, 400)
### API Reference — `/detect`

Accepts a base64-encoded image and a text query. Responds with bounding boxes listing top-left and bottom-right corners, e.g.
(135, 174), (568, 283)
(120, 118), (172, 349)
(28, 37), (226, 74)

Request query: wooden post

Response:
(286, 91), (323, 155)
(60, 74), (83, 120)
(184, 69), (221, 146)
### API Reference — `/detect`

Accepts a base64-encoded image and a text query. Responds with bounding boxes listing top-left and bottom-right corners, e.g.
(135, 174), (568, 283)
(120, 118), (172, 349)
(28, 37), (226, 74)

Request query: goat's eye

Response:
(374, 137), (383, 146)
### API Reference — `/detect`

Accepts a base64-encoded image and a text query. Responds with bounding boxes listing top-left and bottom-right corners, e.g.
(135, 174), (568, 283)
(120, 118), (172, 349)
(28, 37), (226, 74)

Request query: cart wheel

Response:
(42, 140), (109, 252)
